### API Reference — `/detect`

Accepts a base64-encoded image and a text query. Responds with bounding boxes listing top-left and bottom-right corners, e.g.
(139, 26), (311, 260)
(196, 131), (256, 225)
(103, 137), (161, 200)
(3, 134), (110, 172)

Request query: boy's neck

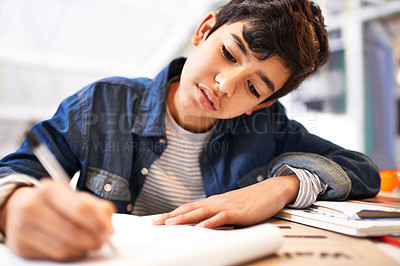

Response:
(167, 81), (217, 133)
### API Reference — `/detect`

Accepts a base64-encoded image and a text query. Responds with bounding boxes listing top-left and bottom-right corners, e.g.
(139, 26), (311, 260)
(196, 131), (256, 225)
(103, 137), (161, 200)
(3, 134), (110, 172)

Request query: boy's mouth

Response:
(202, 89), (214, 107)
(196, 85), (218, 111)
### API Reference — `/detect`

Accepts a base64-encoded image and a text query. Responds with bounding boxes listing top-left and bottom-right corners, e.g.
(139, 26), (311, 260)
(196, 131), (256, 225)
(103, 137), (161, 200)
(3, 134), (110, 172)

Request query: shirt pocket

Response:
(85, 167), (131, 202)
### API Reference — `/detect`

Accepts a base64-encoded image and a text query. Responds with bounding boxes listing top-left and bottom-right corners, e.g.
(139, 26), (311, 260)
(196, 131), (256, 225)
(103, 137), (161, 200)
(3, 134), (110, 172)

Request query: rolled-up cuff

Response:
(269, 152), (351, 201)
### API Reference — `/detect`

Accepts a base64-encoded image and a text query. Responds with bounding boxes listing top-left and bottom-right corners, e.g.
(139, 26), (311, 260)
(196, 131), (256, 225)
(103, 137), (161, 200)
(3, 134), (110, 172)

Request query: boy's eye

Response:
(221, 46), (237, 63)
(248, 81), (261, 98)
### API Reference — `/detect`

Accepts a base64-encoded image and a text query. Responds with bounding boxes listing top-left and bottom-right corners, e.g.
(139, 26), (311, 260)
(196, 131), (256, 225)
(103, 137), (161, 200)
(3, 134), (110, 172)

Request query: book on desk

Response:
(274, 198), (400, 237)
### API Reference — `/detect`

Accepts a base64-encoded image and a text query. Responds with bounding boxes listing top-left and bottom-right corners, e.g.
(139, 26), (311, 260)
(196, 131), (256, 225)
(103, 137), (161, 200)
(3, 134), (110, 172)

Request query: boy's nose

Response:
(215, 69), (241, 97)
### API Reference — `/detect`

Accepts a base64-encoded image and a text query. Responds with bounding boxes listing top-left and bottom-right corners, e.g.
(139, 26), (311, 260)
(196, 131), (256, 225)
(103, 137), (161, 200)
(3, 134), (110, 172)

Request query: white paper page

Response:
(0, 214), (282, 266)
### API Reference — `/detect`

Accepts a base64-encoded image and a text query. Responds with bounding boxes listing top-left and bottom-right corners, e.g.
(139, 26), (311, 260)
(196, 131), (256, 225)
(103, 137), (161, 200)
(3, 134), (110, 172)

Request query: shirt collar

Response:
(132, 57), (186, 136)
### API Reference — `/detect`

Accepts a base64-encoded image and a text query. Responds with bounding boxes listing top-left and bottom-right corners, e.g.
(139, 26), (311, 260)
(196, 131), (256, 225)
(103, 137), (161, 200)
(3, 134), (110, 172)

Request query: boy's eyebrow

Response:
(257, 71), (275, 93)
(232, 34), (248, 56)
(232, 34), (275, 93)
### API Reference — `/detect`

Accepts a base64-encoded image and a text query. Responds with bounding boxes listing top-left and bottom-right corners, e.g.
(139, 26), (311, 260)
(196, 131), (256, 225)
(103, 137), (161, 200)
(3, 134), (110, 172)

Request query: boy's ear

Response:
(192, 12), (217, 46)
(245, 99), (277, 115)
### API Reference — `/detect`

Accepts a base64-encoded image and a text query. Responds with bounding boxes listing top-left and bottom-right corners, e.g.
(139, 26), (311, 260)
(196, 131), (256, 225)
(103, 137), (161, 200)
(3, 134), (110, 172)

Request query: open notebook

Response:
(0, 214), (282, 266)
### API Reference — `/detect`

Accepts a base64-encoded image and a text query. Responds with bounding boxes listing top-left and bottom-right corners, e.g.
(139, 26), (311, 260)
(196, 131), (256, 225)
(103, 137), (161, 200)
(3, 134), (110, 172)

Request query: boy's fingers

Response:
(164, 207), (214, 226)
(76, 192), (116, 234)
(6, 212), (86, 261)
(152, 202), (201, 225)
(159, 207), (238, 229)
(152, 214), (168, 225)
(18, 228), (86, 261)
(7, 233), (50, 260)
(28, 202), (103, 250)
(196, 211), (237, 229)
(38, 180), (115, 245)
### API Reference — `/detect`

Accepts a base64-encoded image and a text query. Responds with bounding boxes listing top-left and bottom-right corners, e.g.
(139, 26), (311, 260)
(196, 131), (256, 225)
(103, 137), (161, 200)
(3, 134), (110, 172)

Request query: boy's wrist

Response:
(271, 174), (300, 205)
(0, 186), (33, 237)
(0, 195), (9, 236)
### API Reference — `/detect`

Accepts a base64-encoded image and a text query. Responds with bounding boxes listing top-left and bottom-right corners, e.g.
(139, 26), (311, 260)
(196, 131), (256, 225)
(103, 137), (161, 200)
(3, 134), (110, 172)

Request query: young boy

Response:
(0, 0), (380, 261)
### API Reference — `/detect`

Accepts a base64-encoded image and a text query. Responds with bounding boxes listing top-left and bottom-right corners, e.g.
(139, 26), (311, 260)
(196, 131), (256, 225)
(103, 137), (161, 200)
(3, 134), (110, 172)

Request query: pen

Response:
(26, 131), (117, 255)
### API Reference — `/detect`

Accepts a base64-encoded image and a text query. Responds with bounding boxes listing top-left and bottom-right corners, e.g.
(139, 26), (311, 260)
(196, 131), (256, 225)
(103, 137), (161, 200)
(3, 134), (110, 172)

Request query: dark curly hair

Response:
(206, 0), (329, 101)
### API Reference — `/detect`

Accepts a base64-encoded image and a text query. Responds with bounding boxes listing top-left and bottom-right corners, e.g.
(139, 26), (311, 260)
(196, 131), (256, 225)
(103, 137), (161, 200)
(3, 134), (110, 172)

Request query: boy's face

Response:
(172, 12), (290, 129)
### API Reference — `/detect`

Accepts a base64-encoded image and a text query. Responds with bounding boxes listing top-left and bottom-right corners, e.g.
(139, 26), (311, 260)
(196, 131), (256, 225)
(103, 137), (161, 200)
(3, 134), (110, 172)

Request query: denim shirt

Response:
(0, 58), (380, 213)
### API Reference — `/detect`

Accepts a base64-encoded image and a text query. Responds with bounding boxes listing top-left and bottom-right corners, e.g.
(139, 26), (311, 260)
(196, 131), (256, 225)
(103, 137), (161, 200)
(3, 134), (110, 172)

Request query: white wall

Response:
(0, 0), (223, 157)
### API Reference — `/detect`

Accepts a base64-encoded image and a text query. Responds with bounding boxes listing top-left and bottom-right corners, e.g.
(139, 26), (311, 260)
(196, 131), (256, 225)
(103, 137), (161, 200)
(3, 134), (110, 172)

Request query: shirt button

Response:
(103, 183), (112, 192)
(126, 203), (133, 212)
(256, 175), (264, 182)
(141, 167), (149, 175)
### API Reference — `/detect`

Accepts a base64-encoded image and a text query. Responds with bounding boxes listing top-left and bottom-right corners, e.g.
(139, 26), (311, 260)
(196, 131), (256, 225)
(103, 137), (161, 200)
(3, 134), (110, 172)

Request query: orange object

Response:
(376, 236), (400, 248)
(396, 166), (400, 195)
(397, 166), (400, 186)
(379, 169), (397, 192)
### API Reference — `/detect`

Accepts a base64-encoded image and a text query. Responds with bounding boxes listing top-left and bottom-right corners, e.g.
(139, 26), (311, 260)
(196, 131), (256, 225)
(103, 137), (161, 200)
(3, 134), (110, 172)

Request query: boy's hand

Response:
(153, 175), (299, 228)
(1, 178), (116, 261)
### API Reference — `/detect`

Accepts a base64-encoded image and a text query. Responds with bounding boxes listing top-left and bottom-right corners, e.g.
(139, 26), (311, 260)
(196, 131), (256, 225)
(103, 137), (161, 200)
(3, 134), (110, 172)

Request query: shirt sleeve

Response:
(269, 101), (380, 200)
(273, 164), (327, 209)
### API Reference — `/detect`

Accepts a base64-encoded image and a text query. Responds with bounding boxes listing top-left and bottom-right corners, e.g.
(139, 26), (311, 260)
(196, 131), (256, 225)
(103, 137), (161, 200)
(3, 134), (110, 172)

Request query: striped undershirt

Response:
(132, 108), (213, 216)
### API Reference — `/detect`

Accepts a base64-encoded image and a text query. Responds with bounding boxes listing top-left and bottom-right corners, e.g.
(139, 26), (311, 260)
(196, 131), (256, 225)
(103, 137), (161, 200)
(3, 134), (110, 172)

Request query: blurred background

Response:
(0, 0), (399, 171)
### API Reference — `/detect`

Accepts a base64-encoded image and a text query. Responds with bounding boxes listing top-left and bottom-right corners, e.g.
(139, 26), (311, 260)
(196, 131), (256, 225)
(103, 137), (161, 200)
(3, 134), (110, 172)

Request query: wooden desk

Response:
(250, 218), (400, 266)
